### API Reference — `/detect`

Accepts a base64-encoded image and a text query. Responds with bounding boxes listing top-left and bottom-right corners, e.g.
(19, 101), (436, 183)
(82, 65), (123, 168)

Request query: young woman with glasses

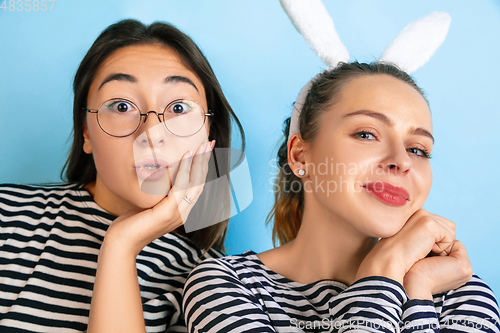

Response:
(0, 19), (244, 332)
(182, 62), (500, 332)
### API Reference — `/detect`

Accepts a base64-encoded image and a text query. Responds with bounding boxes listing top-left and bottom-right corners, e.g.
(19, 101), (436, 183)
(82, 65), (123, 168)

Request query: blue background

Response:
(1, 1), (499, 294)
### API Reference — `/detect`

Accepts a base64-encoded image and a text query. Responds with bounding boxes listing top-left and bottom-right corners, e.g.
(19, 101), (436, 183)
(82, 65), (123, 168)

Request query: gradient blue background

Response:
(1, 1), (499, 294)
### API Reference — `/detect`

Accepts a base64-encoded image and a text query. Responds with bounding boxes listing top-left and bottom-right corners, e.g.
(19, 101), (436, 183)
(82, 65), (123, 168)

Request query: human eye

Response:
(352, 130), (377, 141)
(167, 100), (196, 115)
(407, 147), (432, 159)
(104, 99), (137, 114)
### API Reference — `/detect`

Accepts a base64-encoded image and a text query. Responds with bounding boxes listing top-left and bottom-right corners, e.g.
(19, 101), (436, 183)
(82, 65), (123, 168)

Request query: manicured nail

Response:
(186, 150), (193, 159)
(210, 140), (216, 150)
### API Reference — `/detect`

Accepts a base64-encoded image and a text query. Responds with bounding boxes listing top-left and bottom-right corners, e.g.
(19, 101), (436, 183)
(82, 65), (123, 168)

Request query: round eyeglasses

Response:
(85, 98), (214, 138)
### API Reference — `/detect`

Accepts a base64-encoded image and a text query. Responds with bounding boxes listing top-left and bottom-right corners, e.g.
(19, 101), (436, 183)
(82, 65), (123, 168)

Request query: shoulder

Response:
(183, 252), (282, 332)
(186, 250), (262, 283)
(137, 232), (227, 278)
(0, 182), (85, 213)
(0, 182), (80, 198)
(0, 182), (115, 226)
(437, 275), (500, 322)
(183, 251), (269, 314)
(184, 250), (267, 299)
(440, 275), (498, 304)
(0, 183), (93, 210)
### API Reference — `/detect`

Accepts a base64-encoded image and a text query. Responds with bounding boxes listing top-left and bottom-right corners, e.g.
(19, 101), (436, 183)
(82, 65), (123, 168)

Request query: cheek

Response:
(309, 144), (373, 181)
(89, 122), (135, 178)
(186, 124), (210, 151)
(166, 126), (209, 160)
(412, 162), (433, 204)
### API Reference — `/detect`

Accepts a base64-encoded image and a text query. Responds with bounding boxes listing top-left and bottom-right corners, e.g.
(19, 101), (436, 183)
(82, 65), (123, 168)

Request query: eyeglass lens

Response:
(96, 99), (207, 137)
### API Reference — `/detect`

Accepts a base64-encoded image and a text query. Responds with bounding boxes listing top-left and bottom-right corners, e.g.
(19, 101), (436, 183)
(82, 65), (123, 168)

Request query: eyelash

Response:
(352, 131), (432, 159)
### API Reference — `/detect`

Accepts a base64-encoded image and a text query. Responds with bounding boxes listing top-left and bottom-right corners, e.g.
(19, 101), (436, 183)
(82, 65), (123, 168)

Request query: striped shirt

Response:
(183, 250), (500, 332)
(0, 183), (222, 333)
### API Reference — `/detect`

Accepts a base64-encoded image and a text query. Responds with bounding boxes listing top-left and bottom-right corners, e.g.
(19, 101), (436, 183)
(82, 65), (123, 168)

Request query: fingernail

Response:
(210, 140), (216, 150)
(186, 151), (193, 159)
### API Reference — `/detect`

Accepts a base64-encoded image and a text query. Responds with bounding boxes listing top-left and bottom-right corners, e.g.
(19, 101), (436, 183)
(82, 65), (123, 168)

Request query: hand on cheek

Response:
(105, 140), (215, 257)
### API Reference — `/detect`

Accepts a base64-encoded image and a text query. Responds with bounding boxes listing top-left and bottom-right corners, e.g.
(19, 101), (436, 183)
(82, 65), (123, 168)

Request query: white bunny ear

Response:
(379, 11), (451, 74)
(280, 0), (349, 66)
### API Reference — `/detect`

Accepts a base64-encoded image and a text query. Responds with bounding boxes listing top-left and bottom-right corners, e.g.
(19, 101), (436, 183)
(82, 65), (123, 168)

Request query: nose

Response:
(378, 141), (412, 175)
(136, 111), (168, 148)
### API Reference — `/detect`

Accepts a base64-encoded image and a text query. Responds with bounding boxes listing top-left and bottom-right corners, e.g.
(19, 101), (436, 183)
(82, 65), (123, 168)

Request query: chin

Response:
(358, 199), (418, 237)
(130, 177), (174, 208)
(130, 192), (166, 209)
(363, 213), (408, 239)
(373, 228), (402, 239)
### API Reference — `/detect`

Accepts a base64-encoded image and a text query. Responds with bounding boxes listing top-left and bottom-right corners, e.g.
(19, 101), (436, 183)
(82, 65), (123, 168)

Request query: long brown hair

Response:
(267, 62), (426, 246)
(62, 19), (245, 252)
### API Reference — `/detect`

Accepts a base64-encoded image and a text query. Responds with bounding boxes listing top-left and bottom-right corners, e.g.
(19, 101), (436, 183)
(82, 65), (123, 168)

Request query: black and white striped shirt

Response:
(183, 250), (500, 332)
(0, 183), (222, 332)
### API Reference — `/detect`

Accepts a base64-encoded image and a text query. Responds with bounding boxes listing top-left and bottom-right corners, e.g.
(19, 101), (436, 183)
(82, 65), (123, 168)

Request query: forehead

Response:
(91, 44), (203, 91)
(334, 74), (432, 130)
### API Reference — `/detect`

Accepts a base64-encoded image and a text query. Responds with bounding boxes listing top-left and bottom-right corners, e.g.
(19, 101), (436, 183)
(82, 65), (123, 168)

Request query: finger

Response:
(150, 150), (193, 217)
(444, 240), (473, 284)
(171, 145), (200, 193)
(417, 213), (455, 254)
(447, 240), (470, 261)
(190, 140), (213, 188)
(433, 215), (456, 256)
(429, 212), (457, 232)
(170, 142), (209, 219)
(437, 240), (455, 256)
(407, 209), (455, 233)
(430, 220), (456, 254)
(180, 141), (215, 212)
(174, 182), (208, 226)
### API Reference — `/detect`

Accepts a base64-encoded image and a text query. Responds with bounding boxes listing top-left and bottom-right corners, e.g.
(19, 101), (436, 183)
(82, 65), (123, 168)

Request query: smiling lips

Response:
(135, 158), (169, 181)
(363, 182), (409, 207)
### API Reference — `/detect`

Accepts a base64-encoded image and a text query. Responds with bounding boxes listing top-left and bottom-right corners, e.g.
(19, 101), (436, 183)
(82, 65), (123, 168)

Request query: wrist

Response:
(355, 252), (405, 284)
(403, 272), (433, 301)
(101, 226), (141, 259)
(404, 284), (433, 301)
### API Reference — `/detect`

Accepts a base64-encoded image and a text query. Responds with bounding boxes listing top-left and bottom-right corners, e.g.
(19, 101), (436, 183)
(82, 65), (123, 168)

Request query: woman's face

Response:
(302, 74), (433, 238)
(83, 44), (210, 215)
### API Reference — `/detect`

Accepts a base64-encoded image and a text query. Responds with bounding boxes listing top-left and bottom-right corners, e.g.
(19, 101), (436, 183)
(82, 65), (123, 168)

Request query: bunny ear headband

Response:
(281, 0), (451, 143)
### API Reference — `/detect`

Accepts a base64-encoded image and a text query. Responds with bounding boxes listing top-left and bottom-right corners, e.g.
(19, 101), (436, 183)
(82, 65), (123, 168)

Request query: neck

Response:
(84, 178), (186, 236)
(278, 194), (378, 286)
(84, 177), (137, 217)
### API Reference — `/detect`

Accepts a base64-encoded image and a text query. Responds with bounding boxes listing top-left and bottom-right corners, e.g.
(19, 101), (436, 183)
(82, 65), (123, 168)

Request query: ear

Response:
(288, 134), (307, 177)
(82, 123), (92, 155)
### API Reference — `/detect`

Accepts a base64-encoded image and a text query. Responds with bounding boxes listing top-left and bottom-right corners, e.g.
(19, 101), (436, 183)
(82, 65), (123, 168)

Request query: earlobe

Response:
(82, 124), (92, 155)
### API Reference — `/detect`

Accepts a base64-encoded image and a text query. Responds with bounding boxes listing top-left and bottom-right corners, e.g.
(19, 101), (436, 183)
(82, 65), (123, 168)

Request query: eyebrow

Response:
(344, 110), (434, 143)
(98, 73), (136, 90)
(165, 75), (199, 93)
(98, 73), (199, 93)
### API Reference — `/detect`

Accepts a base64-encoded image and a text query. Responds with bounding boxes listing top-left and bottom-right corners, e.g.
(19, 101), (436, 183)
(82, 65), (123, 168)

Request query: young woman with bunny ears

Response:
(182, 60), (500, 333)
(182, 2), (500, 332)
(0, 19), (244, 332)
